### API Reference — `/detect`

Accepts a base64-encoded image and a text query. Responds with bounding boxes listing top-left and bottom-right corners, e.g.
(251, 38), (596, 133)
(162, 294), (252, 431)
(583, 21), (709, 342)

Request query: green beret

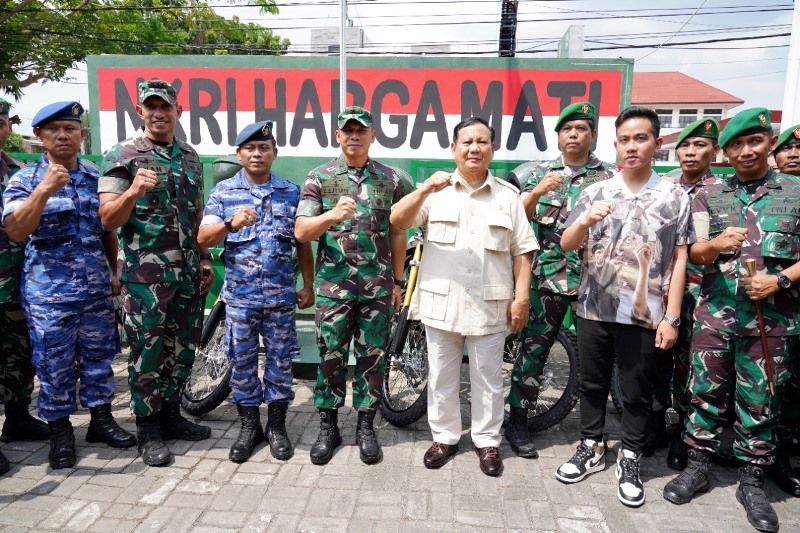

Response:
(719, 108), (771, 148)
(555, 101), (596, 132)
(0, 98), (9, 116)
(676, 118), (719, 148)
(774, 124), (800, 153)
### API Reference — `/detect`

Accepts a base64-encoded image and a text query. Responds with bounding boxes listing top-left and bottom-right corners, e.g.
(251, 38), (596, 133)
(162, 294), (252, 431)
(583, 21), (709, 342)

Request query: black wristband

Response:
(199, 253), (212, 262)
(394, 278), (404, 287)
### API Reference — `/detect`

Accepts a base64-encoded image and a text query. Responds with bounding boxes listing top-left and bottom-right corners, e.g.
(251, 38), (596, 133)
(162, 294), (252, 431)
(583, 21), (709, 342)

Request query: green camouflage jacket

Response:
(0, 151), (24, 302)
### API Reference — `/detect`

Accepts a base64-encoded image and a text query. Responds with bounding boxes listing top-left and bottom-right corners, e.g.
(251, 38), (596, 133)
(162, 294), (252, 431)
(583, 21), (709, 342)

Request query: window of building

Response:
(655, 109), (673, 129)
(678, 109), (698, 127)
(704, 108), (723, 121)
(654, 149), (670, 162)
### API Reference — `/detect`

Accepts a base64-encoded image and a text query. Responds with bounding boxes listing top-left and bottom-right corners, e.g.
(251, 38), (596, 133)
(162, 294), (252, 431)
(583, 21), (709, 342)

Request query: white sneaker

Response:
(555, 439), (606, 483)
(616, 448), (645, 507)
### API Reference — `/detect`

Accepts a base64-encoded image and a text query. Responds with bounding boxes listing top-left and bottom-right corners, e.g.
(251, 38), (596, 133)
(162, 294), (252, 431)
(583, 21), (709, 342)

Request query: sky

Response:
(10, 0), (796, 136)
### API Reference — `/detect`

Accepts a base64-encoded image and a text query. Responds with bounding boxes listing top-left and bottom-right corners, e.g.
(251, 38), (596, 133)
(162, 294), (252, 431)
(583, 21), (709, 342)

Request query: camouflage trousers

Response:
(314, 294), (391, 410)
(24, 298), (119, 421)
(123, 278), (201, 417)
(509, 288), (572, 410)
(684, 326), (793, 465)
(652, 301), (696, 416)
(777, 366), (800, 445)
(225, 303), (298, 407)
(0, 301), (35, 404)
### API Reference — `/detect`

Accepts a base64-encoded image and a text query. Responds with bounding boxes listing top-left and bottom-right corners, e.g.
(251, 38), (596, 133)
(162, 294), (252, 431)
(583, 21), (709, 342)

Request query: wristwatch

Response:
(777, 272), (793, 290)
(199, 252), (212, 262)
(394, 278), (404, 287)
(662, 315), (680, 328)
(224, 215), (237, 233)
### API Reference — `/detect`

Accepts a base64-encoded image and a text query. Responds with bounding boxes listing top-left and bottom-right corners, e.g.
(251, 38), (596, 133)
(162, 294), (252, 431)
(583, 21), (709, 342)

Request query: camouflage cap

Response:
(719, 107), (771, 148)
(337, 106), (373, 128)
(31, 101), (84, 128)
(773, 124), (800, 153)
(676, 117), (720, 148)
(555, 101), (596, 132)
(138, 79), (178, 106)
(235, 121), (274, 147)
(0, 98), (9, 116)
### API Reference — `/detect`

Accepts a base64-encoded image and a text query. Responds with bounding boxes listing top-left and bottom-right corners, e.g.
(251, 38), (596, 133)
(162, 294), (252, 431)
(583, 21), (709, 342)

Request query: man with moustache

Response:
(3, 102), (135, 469)
(295, 106), (407, 465)
(391, 116), (537, 476)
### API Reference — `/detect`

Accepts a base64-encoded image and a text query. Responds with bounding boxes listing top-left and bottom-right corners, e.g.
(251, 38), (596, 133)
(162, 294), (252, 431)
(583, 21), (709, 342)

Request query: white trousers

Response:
(425, 325), (506, 448)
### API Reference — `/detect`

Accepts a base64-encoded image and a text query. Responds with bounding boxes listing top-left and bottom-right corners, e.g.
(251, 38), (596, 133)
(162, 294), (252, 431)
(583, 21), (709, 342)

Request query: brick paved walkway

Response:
(0, 353), (797, 532)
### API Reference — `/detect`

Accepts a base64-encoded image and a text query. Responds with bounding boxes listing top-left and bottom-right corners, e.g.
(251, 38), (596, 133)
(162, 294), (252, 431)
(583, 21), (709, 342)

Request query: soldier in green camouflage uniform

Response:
(296, 106), (408, 465)
(0, 98), (49, 472)
(646, 119), (720, 468)
(98, 80), (214, 467)
(768, 123), (800, 496)
(664, 109), (798, 532)
(510, 102), (615, 457)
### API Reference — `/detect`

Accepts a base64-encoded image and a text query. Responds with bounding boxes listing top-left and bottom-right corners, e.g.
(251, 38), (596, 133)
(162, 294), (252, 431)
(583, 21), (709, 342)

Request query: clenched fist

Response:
(580, 200), (614, 227)
(712, 226), (747, 254)
(38, 163), (70, 196)
(131, 169), (159, 198)
(330, 196), (357, 223)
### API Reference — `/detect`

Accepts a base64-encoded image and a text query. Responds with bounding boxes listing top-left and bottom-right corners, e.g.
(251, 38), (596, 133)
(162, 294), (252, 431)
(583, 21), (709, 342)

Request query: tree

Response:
(4, 133), (26, 153)
(0, 0), (290, 98)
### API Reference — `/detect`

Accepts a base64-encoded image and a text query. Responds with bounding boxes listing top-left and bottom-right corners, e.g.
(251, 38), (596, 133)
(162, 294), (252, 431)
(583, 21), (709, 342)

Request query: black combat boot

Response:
(1, 400), (49, 442)
(159, 401), (211, 441)
(736, 463), (779, 532)
(505, 407), (538, 458)
(86, 404), (136, 448)
(355, 409), (382, 464)
(0, 448), (9, 475)
(309, 408), (342, 465)
(666, 419), (689, 470)
(229, 405), (264, 463)
(642, 409), (670, 457)
(663, 448), (710, 505)
(265, 402), (292, 461)
(48, 417), (76, 469)
(136, 415), (171, 467)
(766, 451), (800, 498)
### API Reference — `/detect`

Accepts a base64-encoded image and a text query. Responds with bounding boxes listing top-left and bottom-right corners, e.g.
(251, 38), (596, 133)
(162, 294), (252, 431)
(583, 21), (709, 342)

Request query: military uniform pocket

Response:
(761, 216), (800, 260)
(419, 278), (450, 321)
(37, 197), (77, 240)
(485, 212), (513, 251)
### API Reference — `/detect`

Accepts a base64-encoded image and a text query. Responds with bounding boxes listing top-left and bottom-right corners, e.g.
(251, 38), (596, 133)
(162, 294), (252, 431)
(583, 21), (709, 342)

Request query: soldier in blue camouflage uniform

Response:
(198, 121), (314, 463)
(2, 102), (135, 470)
(296, 106), (408, 465)
(768, 123), (800, 496)
(663, 109), (799, 532)
(512, 102), (615, 457)
(98, 80), (214, 467)
(645, 118), (721, 467)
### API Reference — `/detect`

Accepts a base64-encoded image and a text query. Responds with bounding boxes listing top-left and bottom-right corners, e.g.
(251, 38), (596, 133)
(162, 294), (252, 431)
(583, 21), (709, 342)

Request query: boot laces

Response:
(619, 456), (640, 484)
(482, 446), (500, 460)
(568, 441), (596, 467)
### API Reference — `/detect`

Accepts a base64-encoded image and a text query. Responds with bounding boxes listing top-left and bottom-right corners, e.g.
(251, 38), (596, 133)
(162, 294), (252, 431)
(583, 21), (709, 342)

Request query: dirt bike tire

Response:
(181, 301), (232, 416)
(381, 319), (429, 427)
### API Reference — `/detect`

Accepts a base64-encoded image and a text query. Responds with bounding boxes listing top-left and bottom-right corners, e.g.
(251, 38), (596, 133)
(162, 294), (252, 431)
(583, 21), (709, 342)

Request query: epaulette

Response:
(495, 177), (520, 194)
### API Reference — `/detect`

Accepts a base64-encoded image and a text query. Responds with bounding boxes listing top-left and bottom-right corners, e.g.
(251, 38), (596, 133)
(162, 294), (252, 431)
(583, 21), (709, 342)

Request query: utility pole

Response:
(340, 0), (348, 109)
(781, 0), (800, 126)
(499, 0), (518, 57)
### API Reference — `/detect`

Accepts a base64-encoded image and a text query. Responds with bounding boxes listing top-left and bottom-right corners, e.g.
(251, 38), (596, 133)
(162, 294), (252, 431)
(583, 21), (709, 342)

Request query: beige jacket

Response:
(409, 171), (538, 335)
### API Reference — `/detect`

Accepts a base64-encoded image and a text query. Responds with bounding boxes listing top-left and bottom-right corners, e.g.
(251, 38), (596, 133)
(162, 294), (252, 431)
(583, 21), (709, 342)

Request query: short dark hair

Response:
(615, 106), (660, 139)
(453, 116), (495, 144)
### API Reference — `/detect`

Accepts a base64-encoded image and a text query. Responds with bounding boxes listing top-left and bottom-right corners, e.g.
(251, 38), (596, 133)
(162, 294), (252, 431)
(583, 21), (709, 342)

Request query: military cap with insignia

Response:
(337, 106), (373, 128)
(235, 121), (275, 147)
(719, 107), (771, 148)
(555, 101), (596, 132)
(0, 97), (22, 126)
(676, 117), (720, 147)
(31, 101), (84, 128)
(138, 79), (179, 106)
(773, 124), (800, 153)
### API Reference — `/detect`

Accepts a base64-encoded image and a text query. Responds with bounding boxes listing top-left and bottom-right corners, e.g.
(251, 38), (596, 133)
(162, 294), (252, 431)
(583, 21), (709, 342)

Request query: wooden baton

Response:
(745, 258), (776, 396)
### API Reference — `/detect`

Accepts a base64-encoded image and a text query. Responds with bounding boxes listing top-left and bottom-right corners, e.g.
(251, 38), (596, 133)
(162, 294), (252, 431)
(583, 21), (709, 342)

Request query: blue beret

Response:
(235, 121), (274, 147)
(31, 101), (84, 128)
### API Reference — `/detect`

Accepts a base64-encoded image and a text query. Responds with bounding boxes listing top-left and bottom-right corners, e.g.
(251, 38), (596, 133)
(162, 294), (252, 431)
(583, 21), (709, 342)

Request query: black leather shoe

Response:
(1, 401), (49, 442)
(767, 453), (800, 497)
(159, 402), (211, 441)
(309, 409), (342, 465)
(355, 410), (382, 465)
(230, 405), (264, 463)
(86, 404), (136, 448)
(475, 446), (503, 476)
(663, 448), (710, 505)
(736, 464), (779, 532)
(505, 407), (538, 459)
(48, 417), (76, 469)
(266, 402), (292, 461)
(136, 415), (171, 467)
(423, 442), (458, 468)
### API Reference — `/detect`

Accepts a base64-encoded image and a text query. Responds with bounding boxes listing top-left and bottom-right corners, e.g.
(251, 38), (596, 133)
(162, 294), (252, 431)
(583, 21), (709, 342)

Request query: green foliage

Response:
(0, 0), (289, 98)
(4, 132), (26, 153)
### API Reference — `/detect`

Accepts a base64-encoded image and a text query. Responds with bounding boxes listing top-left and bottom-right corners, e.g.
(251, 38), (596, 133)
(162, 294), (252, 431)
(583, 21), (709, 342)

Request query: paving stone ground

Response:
(0, 352), (797, 532)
